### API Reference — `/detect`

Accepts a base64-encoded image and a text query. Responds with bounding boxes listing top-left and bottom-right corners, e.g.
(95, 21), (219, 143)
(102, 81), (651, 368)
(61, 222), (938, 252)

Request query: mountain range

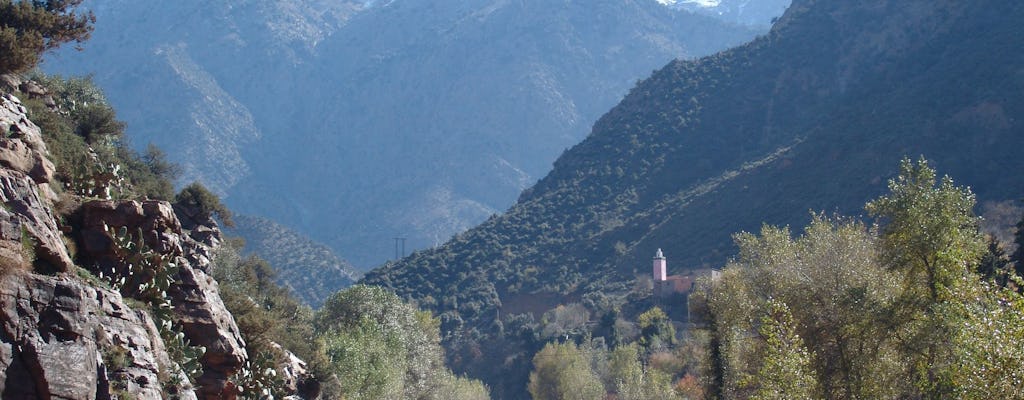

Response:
(42, 0), (764, 273)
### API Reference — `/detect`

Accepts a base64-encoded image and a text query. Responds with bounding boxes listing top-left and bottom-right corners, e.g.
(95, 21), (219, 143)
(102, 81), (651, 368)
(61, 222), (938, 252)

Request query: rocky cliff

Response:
(0, 85), (267, 399)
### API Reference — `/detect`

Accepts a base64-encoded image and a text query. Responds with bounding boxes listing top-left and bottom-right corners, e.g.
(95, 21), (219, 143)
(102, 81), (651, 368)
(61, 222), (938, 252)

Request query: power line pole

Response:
(393, 237), (406, 260)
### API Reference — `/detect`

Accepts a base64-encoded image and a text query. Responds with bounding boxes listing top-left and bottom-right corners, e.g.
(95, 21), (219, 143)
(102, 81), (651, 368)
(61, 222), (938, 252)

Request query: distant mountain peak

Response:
(665, 0), (791, 27)
(660, 0), (722, 7)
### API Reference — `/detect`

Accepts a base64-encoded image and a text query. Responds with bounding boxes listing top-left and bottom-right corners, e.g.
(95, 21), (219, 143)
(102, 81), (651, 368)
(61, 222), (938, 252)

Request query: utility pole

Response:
(393, 237), (406, 260)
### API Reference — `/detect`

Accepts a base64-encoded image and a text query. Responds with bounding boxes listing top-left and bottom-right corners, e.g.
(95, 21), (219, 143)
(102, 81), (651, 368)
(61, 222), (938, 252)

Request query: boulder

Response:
(1, 94), (52, 156)
(0, 75), (20, 94)
(17, 80), (46, 99)
(271, 342), (321, 399)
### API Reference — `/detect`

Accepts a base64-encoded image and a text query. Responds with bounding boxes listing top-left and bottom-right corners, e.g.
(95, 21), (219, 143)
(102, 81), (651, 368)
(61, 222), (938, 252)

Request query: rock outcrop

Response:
(0, 90), (250, 399)
(0, 272), (196, 400)
(0, 93), (57, 186)
(0, 93), (71, 273)
(272, 342), (320, 400)
(76, 199), (247, 400)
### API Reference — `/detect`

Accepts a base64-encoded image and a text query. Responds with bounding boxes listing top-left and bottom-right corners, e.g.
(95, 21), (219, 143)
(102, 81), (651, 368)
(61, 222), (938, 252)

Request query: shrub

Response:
(175, 182), (233, 227)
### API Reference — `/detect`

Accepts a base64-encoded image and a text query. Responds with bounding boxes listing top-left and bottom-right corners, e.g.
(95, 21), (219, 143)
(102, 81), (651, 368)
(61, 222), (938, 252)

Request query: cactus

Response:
(97, 224), (205, 388)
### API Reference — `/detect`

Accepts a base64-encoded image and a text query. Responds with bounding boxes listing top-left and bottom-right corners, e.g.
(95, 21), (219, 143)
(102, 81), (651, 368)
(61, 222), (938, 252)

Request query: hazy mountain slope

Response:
(227, 215), (360, 307)
(43, 0), (363, 193)
(230, 0), (763, 268)
(363, 0), (1024, 393)
(44, 0), (761, 270)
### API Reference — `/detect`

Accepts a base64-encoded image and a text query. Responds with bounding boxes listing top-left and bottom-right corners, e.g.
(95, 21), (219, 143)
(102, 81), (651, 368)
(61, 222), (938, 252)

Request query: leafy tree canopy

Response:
(0, 0), (94, 74)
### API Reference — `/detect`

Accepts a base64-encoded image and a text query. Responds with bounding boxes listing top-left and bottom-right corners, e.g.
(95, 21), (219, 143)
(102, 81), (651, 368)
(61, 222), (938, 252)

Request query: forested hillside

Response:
(227, 215), (359, 307)
(43, 0), (760, 269)
(363, 0), (1024, 396)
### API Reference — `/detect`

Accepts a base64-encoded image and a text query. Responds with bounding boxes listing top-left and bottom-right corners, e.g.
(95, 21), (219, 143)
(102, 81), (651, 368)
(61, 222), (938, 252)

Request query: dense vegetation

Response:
(362, 0), (1024, 396)
(690, 159), (1024, 399)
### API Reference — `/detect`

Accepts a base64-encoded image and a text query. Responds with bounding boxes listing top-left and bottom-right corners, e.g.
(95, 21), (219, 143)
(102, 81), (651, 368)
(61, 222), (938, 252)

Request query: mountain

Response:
(42, 0), (761, 270)
(227, 215), (360, 307)
(662, 0), (792, 27)
(362, 0), (1024, 396)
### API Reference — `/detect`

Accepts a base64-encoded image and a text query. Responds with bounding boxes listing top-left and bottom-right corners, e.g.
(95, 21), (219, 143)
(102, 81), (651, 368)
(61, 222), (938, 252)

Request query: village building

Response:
(649, 248), (720, 324)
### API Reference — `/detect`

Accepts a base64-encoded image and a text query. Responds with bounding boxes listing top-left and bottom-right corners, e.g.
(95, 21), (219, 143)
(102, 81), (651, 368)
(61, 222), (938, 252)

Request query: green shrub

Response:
(175, 183), (233, 227)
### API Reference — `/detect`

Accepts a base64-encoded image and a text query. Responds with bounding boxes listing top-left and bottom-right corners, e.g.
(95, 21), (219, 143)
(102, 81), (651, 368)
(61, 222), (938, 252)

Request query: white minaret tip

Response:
(653, 248), (667, 281)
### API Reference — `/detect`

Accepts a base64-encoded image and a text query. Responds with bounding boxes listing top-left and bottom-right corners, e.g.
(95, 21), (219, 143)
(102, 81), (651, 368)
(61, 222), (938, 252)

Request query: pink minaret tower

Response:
(653, 248), (667, 281)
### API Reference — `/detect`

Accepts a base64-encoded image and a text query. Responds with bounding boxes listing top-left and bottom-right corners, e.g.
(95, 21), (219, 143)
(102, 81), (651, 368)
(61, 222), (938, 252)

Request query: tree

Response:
(0, 0), (95, 74)
(750, 300), (818, 400)
(701, 215), (903, 399)
(866, 158), (986, 399)
(320, 317), (406, 400)
(696, 159), (1024, 400)
(866, 157), (985, 302)
(607, 343), (680, 400)
(317, 285), (435, 399)
(528, 342), (605, 400)
(637, 306), (675, 350)
(315, 285), (490, 400)
(976, 236), (1010, 287)
(947, 278), (1024, 399)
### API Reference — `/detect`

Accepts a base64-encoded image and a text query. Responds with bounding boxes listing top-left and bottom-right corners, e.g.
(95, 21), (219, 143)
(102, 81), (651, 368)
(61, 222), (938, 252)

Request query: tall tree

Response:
(866, 157), (986, 399)
(0, 0), (94, 74)
(866, 157), (985, 302)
